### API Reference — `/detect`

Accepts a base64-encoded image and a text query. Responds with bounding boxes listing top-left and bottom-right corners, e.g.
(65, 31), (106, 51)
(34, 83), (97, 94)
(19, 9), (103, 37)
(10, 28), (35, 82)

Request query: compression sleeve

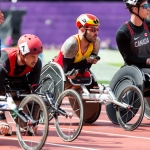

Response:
(116, 29), (147, 65)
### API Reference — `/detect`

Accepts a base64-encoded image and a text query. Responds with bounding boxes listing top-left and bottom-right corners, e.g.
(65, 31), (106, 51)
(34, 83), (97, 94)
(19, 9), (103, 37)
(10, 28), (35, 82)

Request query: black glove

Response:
(90, 55), (100, 60)
(65, 69), (76, 76)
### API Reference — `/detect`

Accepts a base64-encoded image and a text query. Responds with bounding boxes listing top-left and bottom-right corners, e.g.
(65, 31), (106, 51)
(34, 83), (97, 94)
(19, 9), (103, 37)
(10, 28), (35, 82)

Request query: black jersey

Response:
(116, 19), (150, 68)
(0, 48), (42, 93)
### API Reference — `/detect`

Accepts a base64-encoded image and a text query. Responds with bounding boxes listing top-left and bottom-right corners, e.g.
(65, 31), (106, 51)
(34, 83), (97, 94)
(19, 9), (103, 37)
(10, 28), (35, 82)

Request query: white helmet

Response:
(123, 0), (146, 6)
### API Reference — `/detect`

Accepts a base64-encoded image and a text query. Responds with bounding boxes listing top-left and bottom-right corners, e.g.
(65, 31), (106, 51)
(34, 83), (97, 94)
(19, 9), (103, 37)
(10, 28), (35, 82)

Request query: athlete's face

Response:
(84, 26), (99, 43)
(139, 1), (150, 19)
(24, 54), (39, 68)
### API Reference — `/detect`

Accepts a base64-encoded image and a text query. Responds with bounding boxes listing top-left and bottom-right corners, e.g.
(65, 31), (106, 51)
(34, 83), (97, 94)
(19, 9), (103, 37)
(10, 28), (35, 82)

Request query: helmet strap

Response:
(83, 29), (91, 43)
(130, 5), (144, 21)
(18, 51), (27, 65)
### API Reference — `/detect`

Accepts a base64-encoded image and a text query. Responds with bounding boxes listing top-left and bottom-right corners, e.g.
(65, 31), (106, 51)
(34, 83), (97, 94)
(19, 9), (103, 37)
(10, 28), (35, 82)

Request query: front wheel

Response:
(116, 85), (144, 131)
(55, 89), (84, 142)
(16, 94), (49, 150)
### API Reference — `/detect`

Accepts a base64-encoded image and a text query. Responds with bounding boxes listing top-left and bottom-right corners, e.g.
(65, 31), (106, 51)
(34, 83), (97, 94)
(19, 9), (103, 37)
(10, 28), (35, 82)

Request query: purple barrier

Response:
(1, 2), (129, 48)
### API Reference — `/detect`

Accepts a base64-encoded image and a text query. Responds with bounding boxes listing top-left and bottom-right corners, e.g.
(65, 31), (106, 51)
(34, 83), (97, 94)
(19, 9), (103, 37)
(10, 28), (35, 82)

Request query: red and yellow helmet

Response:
(17, 34), (43, 55)
(76, 14), (100, 28)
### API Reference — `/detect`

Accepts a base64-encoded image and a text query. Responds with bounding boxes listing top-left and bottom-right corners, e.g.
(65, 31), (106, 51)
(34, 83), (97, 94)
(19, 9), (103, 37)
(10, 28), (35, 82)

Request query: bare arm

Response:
(62, 36), (87, 73)
(92, 37), (101, 55)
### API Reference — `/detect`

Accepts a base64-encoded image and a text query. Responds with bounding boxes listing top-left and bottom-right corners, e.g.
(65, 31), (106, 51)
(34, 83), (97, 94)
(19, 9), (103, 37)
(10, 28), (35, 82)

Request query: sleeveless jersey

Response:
(73, 34), (93, 63)
(4, 48), (32, 76)
(126, 22), (150, 56)
(53, 34), (94, 67)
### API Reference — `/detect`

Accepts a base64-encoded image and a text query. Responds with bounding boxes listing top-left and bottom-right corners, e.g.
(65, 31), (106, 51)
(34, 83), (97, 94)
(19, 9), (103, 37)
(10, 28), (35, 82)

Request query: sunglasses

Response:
(85, 27), (99, 32)
(140, 3), (150, 9)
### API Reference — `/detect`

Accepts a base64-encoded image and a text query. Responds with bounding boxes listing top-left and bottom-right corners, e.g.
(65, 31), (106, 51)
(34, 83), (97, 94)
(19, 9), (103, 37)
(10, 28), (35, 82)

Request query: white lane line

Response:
(7, 119), (150, 142)
(0, 136), (99, 150)
(81, 129), (150, 140)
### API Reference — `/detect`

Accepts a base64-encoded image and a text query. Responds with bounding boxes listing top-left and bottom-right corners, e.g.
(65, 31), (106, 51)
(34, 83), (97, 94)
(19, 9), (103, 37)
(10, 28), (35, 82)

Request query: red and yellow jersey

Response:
(73, 34), (93, 63)
(53, 34), (94, 67)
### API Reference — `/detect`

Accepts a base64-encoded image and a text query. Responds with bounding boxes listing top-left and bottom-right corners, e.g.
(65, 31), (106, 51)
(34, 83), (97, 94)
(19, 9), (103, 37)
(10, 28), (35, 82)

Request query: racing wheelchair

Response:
(0, 74), (83, 150)
(106, 65), (150, 124)
(39, 61), (144, 131)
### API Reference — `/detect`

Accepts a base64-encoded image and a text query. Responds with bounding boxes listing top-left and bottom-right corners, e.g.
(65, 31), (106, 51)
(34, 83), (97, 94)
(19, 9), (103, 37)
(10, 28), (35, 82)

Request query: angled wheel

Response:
(144, 98), (150, 120)
(16, 94), (49, 150)
(116, 85), (144, 131)
(83, 79), (101, 123)
(39, 62), (65, 123)
(55, 89), (84, 142)
(37, 76), (55, 123)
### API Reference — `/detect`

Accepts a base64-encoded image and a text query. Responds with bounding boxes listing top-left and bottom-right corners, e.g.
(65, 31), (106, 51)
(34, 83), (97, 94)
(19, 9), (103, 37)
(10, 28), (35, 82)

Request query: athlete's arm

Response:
(62, 36), (88, 73)
(92, 37), (101, 55)
(116, 26), (147, 66)
(27, 57), (42, 85)
(0, 50), (10, 93)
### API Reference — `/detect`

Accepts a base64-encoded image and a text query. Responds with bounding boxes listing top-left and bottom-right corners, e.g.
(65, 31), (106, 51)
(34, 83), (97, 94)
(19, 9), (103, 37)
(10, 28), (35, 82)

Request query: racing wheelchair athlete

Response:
(0, 34), (83, 150)
(0, 34), (50, 150)
(40, 13), (145, 131)
(108, 0), (150, 124)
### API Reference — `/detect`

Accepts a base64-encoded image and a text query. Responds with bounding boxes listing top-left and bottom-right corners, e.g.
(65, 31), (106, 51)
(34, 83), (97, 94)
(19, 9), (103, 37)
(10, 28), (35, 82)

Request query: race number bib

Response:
(19, 42), (30, 55)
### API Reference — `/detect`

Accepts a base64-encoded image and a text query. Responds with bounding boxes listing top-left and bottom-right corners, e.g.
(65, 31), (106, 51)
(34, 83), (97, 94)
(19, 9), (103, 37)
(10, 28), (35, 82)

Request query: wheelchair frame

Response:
(40, 62), (145, 131)
(0, 74), (84, 150)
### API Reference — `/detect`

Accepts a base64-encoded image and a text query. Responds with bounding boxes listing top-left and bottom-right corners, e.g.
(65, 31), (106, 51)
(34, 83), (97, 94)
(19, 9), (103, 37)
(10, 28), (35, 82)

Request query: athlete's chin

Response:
(91, 39), (96, 43)
(28, 63), (36, 68)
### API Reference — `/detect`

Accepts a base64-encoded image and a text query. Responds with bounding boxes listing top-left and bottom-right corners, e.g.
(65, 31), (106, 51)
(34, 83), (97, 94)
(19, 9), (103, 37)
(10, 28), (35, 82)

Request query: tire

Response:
(16, 94), (49, 150)
(39, 62), (65, 123)
(144, 98), (150, 120)
(54, 89), (84, 142)
(37, 77), (55, 123)
(106, 78), (134, 124)
(83, 80), (101, 124)
(116, 85), (144, 131)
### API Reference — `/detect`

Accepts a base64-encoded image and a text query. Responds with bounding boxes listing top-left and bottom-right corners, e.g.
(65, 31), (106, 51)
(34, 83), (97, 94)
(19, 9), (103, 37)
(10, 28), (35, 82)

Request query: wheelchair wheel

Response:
(116, 85), (144, 131)
(16, 94), (49, 150)
(37, 76), (55, 123)
(39, 62), (65, 123)
(144, 98), (150, 120)
(55, 89), (83, 142)
(83, 80), (101, 123)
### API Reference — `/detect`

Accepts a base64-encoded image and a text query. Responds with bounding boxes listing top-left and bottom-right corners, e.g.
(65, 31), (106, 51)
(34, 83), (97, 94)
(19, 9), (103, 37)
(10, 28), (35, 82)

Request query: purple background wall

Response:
(0, 2), (129, 47)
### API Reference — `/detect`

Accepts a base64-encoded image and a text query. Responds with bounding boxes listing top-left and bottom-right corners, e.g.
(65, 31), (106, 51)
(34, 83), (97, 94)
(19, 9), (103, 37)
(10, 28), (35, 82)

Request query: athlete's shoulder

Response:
(61, 35), (78, 58)
(93, 37), (101, 54)
(95, 37), (101, 45)
(116, 21), (130, 40)
(116, 22), (129, 33)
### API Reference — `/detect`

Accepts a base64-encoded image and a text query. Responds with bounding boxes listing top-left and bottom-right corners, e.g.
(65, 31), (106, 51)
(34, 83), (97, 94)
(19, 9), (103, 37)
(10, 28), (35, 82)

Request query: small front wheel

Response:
(116, 85), (144, 131)
(55, 89), (84, 142)
(16, 94), (49, 150)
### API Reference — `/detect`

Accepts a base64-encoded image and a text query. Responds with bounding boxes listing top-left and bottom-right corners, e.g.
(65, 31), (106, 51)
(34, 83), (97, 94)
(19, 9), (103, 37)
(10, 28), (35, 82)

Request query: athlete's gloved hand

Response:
(0, 11), (4, 25)
(0, 121), (12, 135)
(86, 55), (100, 64)
(65, 69), (79, 79)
